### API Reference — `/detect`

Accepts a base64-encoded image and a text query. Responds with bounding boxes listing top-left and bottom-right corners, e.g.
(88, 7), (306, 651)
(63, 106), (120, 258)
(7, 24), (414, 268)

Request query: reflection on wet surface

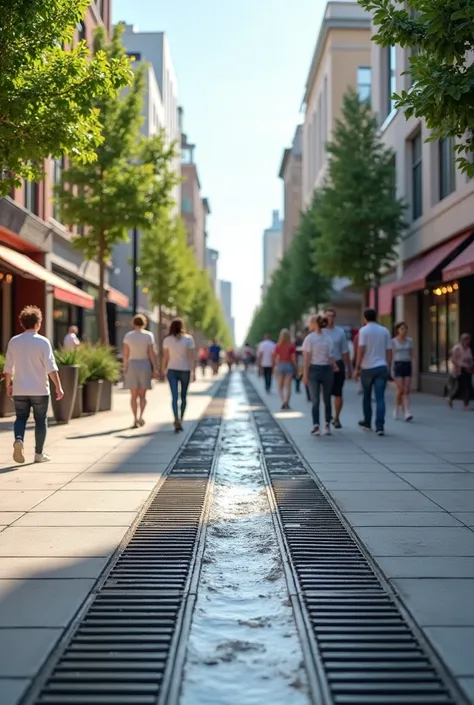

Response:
(180, 376), (309, 705)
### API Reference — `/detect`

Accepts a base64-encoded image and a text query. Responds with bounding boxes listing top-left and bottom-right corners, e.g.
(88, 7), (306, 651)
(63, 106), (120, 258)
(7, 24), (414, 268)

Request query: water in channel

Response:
(180, 375), (310, 705)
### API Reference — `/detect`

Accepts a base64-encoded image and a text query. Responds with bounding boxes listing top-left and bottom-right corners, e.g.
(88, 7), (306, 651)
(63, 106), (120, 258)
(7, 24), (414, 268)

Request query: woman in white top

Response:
(392, 321), (413, 421)
(302, 314), (338, 436)
(162, 318), (196, 432)
(123, 314), (158, 428)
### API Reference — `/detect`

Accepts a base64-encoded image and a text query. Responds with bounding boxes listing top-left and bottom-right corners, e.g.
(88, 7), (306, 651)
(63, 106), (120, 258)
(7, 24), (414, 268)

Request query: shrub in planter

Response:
(51, 349), (79, 424)
(0, 353), (14, 418)
(77, 345), (120, 413)
(72, 359), (89, 419)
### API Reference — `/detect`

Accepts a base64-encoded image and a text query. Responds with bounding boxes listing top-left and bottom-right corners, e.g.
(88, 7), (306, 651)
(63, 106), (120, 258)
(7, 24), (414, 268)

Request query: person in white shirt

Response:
(123, 314), (159, 429)
(354, 308), (392, 436)
(302, 314), (338, 436)
(257, 334), (276, 392)
(4, 305), (64, 464)
(162, 318), (196, 433)
(63, 326), (80, 350)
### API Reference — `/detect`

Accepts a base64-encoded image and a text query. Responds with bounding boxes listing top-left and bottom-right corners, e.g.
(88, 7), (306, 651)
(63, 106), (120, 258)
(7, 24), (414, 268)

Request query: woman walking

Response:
(392, 322), (413, 421)
(302, 315), (338, 436)
(162, 318), (196, 432)
(273, 329), (296, 409)
(123, 314), (159, 428)
(448, 333), (473, 410)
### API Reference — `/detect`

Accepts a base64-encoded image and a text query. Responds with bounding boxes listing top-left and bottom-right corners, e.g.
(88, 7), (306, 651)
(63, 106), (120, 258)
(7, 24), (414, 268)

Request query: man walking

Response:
(354, 308), (392, 436)
(325, 308), (351, 427)
(4, 306), (64, 464)
(257, 333), (276, 393)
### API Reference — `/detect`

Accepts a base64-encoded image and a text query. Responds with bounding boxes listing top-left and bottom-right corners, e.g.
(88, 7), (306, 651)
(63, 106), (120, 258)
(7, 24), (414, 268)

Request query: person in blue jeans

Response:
(354, 308), (392, 436)
(162, 318), (196, 433)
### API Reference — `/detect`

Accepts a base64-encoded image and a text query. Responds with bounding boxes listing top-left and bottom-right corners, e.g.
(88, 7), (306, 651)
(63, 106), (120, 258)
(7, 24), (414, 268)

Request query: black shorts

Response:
(394, 361), (412, 378)
(332, 360), (345, 397)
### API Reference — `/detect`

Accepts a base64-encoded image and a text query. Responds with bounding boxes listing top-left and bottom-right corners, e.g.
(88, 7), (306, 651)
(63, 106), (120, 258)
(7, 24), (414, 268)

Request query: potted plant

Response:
(0, 354), (14, 418)
(79, 345), (103, 414)
(51, 349), (79, 424)
(98, 346), (121, 412)
(72, 358), (89, 419)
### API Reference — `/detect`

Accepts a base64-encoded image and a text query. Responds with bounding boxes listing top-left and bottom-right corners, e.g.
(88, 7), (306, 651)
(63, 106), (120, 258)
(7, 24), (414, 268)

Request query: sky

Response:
(112, 0), (327, 345)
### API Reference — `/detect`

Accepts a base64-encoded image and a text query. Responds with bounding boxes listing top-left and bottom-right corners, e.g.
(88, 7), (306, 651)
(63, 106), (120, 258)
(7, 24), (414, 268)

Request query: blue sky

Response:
(112, 0), (326, 344)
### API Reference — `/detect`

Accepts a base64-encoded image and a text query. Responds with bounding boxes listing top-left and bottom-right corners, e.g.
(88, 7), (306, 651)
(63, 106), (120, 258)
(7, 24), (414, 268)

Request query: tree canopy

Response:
(358, 0), (474, 177)
(0, 0), (131, 196)
(313, 89), (406, 294)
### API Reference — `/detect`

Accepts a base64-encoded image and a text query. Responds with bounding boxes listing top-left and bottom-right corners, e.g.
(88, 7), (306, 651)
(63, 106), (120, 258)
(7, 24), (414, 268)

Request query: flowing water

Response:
(180, 376), (310, 705)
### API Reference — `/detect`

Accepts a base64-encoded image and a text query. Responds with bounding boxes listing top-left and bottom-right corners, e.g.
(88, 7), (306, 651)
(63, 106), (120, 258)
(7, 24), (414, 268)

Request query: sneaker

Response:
(376, 429), (385, 437)
(311, 425), (320, 436)
(324, 424), (331, 436)
(358, 420), (371, 431)
(34, 452), (51, 463)
(333, 419), (342, 429)
(13, 440), (25, 464)
(405, 412), (413, 422)
(393, 408), (399, 420)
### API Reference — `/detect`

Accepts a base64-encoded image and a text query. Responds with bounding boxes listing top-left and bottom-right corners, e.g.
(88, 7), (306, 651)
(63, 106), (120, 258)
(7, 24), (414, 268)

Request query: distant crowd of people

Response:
(2, 303), (472, 464)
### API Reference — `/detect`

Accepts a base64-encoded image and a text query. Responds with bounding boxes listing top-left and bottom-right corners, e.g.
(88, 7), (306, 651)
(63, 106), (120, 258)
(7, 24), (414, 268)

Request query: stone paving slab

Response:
(0, 375), (222, 704)
(247, 371), (474, 703)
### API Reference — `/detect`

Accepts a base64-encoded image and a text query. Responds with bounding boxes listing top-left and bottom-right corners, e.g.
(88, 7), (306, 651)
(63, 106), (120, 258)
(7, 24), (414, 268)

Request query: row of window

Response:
(410, 132), (456, 221)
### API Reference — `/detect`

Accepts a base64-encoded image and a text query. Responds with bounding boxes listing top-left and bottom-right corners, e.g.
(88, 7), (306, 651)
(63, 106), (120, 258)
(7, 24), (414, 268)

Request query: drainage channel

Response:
(22, 376), (230, 705)
(243, 376), (468, 705)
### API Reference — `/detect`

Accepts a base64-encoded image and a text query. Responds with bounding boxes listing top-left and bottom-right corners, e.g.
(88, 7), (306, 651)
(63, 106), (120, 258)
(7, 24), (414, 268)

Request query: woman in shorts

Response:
(122, 315), (159, 428)
(392, 322), (413, 421)
(273, 329), (297, 410)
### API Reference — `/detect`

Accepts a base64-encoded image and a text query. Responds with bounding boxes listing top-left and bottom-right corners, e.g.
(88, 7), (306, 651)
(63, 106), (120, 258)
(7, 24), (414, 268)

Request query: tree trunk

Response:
(157, 305), (164, 370)
(98, 230), (109, 345)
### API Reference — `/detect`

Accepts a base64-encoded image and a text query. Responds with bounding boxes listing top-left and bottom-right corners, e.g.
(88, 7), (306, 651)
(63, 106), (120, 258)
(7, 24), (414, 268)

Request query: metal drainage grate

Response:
(243, 378), (466, 705)
(25, 378), (230, 705)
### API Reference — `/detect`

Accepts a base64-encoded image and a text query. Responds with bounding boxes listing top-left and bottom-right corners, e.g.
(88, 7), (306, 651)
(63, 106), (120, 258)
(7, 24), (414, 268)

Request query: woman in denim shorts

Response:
(273, 329), (297, 410)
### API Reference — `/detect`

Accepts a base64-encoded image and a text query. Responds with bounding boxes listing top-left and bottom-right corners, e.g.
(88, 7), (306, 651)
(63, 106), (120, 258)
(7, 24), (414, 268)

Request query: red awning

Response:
(0, 245), (95, 310)
(106, 285), (129, 309)
(392, 233), (471, 297)
(378, 282), (394, 316)
(442, 239), (474, 281)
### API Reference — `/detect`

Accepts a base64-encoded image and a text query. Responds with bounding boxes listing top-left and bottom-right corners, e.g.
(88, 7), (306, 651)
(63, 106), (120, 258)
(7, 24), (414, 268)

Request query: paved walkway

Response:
(0, 374), (221, 705)
(248, 371), (474, 704)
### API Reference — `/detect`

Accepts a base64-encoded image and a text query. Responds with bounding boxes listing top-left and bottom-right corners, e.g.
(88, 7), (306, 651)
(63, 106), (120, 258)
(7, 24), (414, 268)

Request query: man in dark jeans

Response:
(257, 333), (276, 393)
(354, 308), (392, 436)
(4, 305), (64, 464)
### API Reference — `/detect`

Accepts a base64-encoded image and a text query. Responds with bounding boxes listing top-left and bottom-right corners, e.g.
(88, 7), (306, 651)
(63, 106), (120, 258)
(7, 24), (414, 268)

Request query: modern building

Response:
(0, 1), (130, 352)
(262, 210), (283, 294)
(217, 279), (234, 343)
(302, 1), (371, 205)
(180, 113), (210, 270)
(370, 34), (474, 395)
(205, 247), (219, 293)
(279, 125), (303, 253)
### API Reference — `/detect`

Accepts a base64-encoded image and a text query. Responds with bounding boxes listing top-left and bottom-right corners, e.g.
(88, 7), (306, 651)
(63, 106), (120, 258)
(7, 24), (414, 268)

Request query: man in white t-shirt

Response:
(4, 306), (64, 464)
(354, 308), (392, 436)
(257, 333), (276, 392)
(63, 326), (80, 350)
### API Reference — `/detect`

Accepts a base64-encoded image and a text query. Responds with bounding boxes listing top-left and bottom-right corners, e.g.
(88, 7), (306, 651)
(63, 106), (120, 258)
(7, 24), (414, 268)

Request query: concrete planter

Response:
(0, 386), (14, 417)
(98, 380), (113, 412)
(51, 365), (79, 424)
(83, 380), (103, 414)
(72, 384), (83, 419)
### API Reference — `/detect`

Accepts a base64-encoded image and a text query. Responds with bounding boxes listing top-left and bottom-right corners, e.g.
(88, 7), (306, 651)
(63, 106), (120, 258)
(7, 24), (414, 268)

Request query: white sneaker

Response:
(34, 452), (51, 463)
(405, 412), (413, 422)
(311, 425), (320, 436)
(324, 423), (331, 436)
(393, 408), (399, 420)
(13, 440), (25, 464)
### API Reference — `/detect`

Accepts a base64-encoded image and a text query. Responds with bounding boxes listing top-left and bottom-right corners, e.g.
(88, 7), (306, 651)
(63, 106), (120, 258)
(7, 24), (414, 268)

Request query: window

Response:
(95, 0), (104, 20)
(357, 67), (371, 104)
(439, 137), (455, 200)
(182, 198), (193, 213)
(411, 130), (422, 220)
(422, 283), (459, 373)
(24, 180), (39, 215)
(387, 45), (396, 116)
(77, 21), (86, 43)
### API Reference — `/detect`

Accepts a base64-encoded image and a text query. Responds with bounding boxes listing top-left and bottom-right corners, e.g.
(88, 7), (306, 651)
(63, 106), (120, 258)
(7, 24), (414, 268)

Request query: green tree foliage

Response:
(313, 89), (406, 295)
(139, 212), (195, 357)
(358, 0), (474, 177)
(186, 270), (232, 348)
(55, 24), (178, 343)
(0, 0), (132, 196)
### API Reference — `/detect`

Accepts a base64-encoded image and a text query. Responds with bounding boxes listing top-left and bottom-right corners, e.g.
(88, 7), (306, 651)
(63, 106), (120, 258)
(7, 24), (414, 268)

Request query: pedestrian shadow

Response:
(66, 427), (131, 440)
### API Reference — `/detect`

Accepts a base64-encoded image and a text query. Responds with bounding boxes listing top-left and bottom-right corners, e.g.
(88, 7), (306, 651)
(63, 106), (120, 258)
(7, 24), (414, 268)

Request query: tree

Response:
(186, 269), (232, 348)
(0, 0), (131, 196)
(313, 89), (406, 299)
(139, 212), (195, 359)
(55, 24), (178, 343)
(358, 0), (474, 178)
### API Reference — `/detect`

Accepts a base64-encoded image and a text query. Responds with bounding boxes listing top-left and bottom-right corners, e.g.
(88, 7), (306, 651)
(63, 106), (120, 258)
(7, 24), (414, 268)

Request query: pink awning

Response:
(442, 238), (474, 281)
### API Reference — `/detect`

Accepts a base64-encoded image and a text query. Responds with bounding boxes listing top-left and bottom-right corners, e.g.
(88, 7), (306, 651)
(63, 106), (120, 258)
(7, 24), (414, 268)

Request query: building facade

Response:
(302, 1), (371, 205)
(279, 125), (303, 253)
(370, 37), (474, 395)
(262, 210), (283, 294)
(0, 1), (130, 352)
(205, 247), (219, 293)
(217, 279), (235, 344)
(180, 118), (210, 270)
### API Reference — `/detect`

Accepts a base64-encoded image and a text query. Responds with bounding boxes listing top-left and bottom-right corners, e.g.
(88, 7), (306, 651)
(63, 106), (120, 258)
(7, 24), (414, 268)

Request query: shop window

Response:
(423, 283), (459, 373)
(24, 180), (39, 215)
(411, 130), (422, 220)
(439, 137), (456, 200)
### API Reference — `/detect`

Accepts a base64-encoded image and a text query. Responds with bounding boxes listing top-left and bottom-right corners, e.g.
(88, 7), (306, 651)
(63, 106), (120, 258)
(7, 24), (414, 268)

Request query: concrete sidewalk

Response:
(248, 371), (474, 704)
(0, 374), (221, 705)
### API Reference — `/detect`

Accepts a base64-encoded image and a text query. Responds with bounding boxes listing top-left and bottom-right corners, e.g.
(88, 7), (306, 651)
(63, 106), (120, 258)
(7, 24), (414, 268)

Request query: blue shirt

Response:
(208, 344), (221, 362)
